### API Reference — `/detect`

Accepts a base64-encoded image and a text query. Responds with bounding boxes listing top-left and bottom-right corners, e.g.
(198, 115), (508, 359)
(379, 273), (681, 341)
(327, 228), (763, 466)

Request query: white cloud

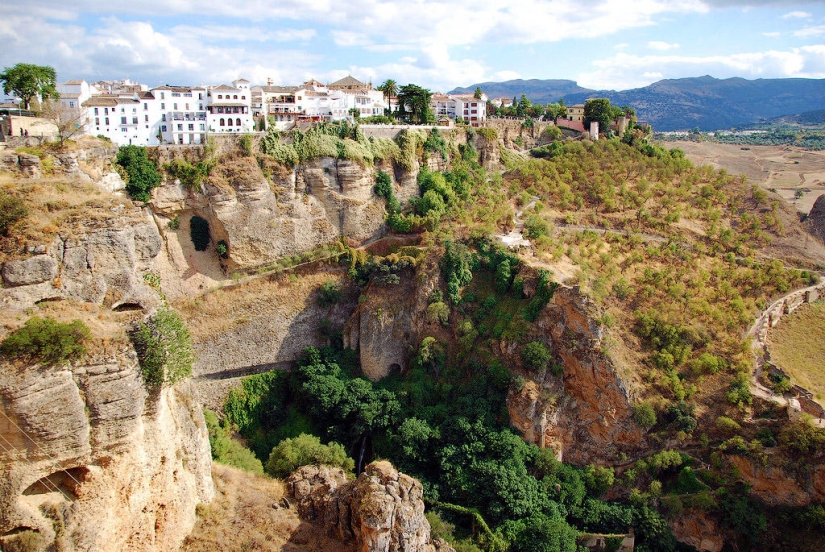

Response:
(331, 31), (372, 47)
(795, 25), (825, 37)
(783, 11), (811, 19)
(172, 25), (316, 43)
(614, 43), (630, 50)
(577, 46), (825, 90)
(492, 70), (522, 81)
(762, 31), (780, 37)
(648, 41), (679, 50)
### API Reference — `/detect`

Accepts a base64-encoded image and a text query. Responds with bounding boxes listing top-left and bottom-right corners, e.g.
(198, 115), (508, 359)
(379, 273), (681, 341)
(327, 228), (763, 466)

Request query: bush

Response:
(524, 214), (549, 239)
(204, 409), (264, 474)
(716, 416), (741, 433)
(216, 240), (228, 259)
(167, 215), (180, 230)
(426, 301), (450, 325)
(0, 317), (90, 365)
(633, 402), (657, 430)
(374, 170), (400, 214)
(189, 215), (211, 251)
(239, 134), (254, 156)
(0, 192), (27, 236)
(318, 280), (342, 307)
(521, 341), (552, 372)
(265, 433), (354, 478)
(130, 306), (195, 386)
(116, 145), (162, 202)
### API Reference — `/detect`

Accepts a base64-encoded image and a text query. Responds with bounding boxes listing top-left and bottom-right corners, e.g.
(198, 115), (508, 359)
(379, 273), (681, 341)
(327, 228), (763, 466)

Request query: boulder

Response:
(1, 255), (58, 286)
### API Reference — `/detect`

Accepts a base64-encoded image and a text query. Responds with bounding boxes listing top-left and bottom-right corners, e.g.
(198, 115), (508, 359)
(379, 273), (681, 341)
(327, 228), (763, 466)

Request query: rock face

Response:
(0, 345), (214, 551)
(807, 194), (825, 245)
(507, 285), (644, 464)
(0, 210), (163, 311)
(287, 461), (453, 552)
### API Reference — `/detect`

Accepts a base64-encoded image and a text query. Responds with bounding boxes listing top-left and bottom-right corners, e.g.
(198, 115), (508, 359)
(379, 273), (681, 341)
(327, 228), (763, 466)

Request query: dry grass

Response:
(182, 463), (354, 552)
(768, 301), (825, 402)
(0, 173), (136, 263)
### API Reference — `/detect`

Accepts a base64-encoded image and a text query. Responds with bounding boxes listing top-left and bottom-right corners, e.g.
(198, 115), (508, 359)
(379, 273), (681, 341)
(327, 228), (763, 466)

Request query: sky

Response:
(2, 0), (825, 95)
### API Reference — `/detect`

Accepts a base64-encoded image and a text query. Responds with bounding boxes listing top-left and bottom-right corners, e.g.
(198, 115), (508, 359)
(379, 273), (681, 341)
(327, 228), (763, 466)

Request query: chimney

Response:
(267, 77), (273, 86)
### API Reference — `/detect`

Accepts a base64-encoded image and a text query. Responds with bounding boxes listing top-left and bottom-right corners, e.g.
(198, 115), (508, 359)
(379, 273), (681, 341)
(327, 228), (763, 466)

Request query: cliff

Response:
(0, 337), (213, 551)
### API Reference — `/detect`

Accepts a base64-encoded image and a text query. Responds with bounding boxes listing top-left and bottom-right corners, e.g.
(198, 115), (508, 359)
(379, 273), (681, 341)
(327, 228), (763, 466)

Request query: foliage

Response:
(374, 170), (400, 214)
(523, 214), (549, 239)
(0, 317), (89, 365)
(397, 84), (434, 124)
(633, 402), (657, 430)
(189, 215), (211, 251)
(317, 280), (342, 307)
(441, 240), (475, 304)
(265, 433), (354, 478)
(259, 128), (299, 167)
(525, 270), (558, 322)
(477, 127), (499, 142)
(116, 145), (162, 202)
(204, 409), (264, 474)
(427, 301), (450, 325)
(0, 63), (58, 110)
(167, 215), (180, 230)
(216, 240), (228, 259)
(583, 98), (617, 133)
(0, 192), (27, 236)
(130, 306), (195, 386)
(165, 158), (212, 191)
(521, 341), (552, 372)
(718, 487), (767, 546)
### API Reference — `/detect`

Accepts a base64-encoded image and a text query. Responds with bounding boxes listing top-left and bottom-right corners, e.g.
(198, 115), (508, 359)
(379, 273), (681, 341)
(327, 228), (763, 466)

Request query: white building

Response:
(429, 93), (488, 127)
(206, 79), (253, 134)
(151, 86), (208, 145)
(83, 95), (150, 145)
(56, 80), (96, 110)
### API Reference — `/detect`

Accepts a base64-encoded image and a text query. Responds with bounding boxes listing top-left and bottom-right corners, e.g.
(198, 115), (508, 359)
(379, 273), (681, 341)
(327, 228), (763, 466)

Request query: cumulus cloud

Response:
(795, 25), (825, 37)
(648, 41), (679, 50)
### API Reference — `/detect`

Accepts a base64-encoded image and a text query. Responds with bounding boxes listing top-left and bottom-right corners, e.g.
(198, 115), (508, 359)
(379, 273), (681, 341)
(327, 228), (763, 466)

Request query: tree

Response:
(583, 98), (615, 134)
(41, 100), (87, 146)
(377, 79), (398, 114)
(130, 306), (195, 386)
(116, 145), (162, 202)
(545, 102), (567, 123)
(474, 86), (483, 100)
(0, 63), (58, 110)
(396, 84), (433, 124)
(265, 433), (354, 478)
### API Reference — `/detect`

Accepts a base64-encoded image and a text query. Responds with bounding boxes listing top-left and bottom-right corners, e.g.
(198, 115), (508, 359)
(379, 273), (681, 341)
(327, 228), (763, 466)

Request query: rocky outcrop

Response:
(727, 454), (825, 506)
(0, 344), (214, 552)
(668, 510), (724, 552)
(508, 284), (644, 464)
(287, 461), (453, 552)
(807, 194), (825, 245)
(0, 210), (163, 311)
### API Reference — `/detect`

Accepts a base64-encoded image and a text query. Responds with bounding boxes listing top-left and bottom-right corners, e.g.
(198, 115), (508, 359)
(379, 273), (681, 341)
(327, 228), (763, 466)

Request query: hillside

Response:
(451, 75), (825, 131)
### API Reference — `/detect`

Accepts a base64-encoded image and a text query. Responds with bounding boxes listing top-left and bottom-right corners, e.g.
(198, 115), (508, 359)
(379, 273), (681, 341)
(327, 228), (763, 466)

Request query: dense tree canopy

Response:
(397, 84), (433, 124)
(0, 63), (58, 110)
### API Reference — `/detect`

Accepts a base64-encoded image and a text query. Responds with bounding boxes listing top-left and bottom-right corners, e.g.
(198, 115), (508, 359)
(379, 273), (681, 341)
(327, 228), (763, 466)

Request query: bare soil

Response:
(182, 463), (355, 552)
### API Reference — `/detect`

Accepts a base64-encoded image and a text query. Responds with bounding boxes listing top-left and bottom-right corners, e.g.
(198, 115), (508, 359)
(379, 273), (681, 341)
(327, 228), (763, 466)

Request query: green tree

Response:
(633, 402), (657, 430)
(397, 84), (433, 124)
(130, 306), (195, 386)
(474, 86), (483, 100)
(265, 433), (354, 478)
(583, 98), (615, 134)
(204, 409), (264, 474)
(378, 79), (398, 113)
(0, 63), (58, 110)
(116, 145), (162, 202)
(521, 341), (551, 371)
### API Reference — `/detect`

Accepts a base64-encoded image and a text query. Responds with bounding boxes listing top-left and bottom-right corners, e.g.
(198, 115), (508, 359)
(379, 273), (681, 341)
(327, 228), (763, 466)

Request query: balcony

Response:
(170, 111), (207, 121)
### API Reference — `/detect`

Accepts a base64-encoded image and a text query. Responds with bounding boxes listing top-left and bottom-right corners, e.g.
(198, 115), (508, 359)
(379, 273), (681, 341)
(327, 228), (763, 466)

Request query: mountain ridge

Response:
(449, 75), (825, 131)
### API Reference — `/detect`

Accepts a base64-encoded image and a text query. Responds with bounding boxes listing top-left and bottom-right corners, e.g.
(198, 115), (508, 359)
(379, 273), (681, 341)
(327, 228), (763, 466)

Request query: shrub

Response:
(116, 145), (162, 202)
(216, 240), (228, 259)
(265, 433), (354, 478)
(167, 215), (180, 230)
(521, 340), (552, 371)
(0, 192), (27, 236)
(239, 134), (254, 156)
(633, 402), (657, 430)
(317, 280), (342, 307)
(524, 214), (549, 239)
(426, 301), (450, 326)
(204, 409), (264, 474)
(374, 170), (400, 214)
(189, 215), (211, 251)
(130, 306), (195, 386)
(0, 317), (90, 365)
(716, 416), (741, 433)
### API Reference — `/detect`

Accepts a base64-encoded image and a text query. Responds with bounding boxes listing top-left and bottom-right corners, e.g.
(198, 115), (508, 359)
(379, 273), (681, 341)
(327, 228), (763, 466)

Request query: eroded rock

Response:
(1, 255), (58, 287)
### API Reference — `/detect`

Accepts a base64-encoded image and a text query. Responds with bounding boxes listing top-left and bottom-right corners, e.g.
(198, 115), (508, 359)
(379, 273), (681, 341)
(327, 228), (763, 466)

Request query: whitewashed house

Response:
(151, 85), (208, 145)
(206, 79), (253, 134)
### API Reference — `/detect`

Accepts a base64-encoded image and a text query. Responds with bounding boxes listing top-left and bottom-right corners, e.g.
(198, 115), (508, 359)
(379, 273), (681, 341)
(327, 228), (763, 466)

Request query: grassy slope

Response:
(769, 301), (825, 402)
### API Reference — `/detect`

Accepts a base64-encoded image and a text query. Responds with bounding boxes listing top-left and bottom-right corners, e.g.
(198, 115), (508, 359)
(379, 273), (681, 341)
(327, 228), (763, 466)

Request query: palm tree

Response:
(378, 79), (398, 114)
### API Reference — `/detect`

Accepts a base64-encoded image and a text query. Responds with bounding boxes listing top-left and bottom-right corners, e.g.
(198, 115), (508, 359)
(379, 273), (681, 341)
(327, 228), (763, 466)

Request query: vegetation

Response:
(0, 192), (27, 236)
(116, 145), (162, 202)
(0, 62), (58, 110)
(396, 84), (434, 124)
(0, 317), (90, 365)
(204, 409), (264, 474)
(265, 433), (354, 478)
(769, 301), (825, 401)
(130, 306), (195, 386)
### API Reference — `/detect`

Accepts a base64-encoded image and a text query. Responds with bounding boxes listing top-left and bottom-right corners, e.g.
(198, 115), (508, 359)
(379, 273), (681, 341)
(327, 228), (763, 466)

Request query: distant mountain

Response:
(450, 76), (825, 131)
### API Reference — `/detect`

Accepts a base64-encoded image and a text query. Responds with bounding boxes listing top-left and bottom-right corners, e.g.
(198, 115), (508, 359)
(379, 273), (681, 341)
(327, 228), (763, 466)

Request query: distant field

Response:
(768, 301), (825, 403)
(669, 141), (825, 214)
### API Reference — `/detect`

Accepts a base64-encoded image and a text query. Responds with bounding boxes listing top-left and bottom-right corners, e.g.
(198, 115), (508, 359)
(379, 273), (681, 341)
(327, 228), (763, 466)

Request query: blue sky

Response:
(2, 0), (825, 95)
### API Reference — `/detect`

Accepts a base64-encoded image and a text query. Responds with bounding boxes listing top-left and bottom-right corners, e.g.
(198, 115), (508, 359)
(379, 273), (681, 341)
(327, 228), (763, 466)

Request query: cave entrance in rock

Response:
(23, 466), (90, 499)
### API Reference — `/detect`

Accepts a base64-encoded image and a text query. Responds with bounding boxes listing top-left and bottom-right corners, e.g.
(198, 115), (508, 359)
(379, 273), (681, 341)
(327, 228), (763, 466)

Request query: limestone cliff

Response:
(0, 343), (214, 551)
(287, 461), (454, 552)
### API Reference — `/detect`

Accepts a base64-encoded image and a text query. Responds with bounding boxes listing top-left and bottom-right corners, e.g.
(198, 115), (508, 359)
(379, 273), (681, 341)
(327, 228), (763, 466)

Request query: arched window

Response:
(233, 95), (238, 99)
(227, 119), (233, 126)
(219, 118), (225, 126)
(236, 118), (241, 127)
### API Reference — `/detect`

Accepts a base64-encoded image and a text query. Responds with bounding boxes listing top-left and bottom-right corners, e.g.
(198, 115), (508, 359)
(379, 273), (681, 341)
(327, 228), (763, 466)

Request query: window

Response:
(105, 117), (109, 125)
(132, 117), (138, 124)
(241, 95), (245, 100)
(104, 107), (109, 115)
(177, 124), (183, 131)
(94, 108), (99, 115)
(218, 94), (223, 99)
(95, 117), (99, 125)
(161, 103), (165, 109)
(227, 119), (233, 126)
(69, 101), (74, 107)
(198, 93), (203, 99)
(121, 108), (125, 113)
(160, 92), (165, 99)
(219, 118), (225, 126)
(161, 114), (166, 121)
(188, 124), (194, 131)
(121, 128), (126, 132)
(132, 108), (136, 113)
(199, 104), (203, 110)
(233, 95), (238, 99)
(144, 103), (148, 110)
(199, 124), (205, 130)
(161, 125), (167, 131)
(185, 103), (189, 110)
(236, 118), (241, 127)
(121, 117), (127, 124)
(145, 115), (148, 122)
(174, 103), (178, 110)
